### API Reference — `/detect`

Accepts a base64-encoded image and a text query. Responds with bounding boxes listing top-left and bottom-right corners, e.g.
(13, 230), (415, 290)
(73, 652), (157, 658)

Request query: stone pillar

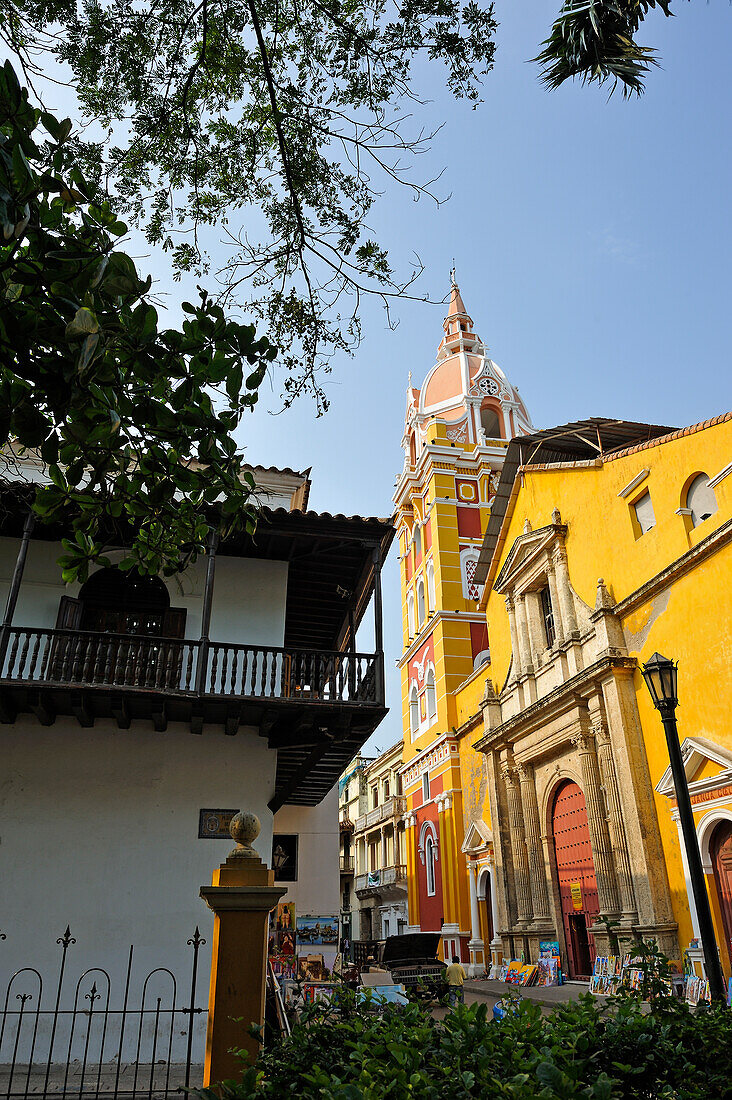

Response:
(488, 867), (502, 965)
(553, 545), (577, 637)
(467, 862), (485, 974)
(404, 813), (420, 928)
(200, 811), (286, 1081)
(437, 796), (457, 924)
(594, 721), (636, 917)
(505, 596), (522, 678)
(514, 595), (533, 676)
(502, 762), (533, 924)
(381, 826), (388, 868)
(517, 763), (551, 922)
(573, 731), (620, 917)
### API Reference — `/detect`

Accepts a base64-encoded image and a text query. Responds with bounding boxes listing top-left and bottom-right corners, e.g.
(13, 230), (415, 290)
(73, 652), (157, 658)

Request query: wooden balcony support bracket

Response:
(224, 706), (242, 737)
(151, 703), (167, 732)
(259, 709), (278, 740)
(71, 692), (94, 728)
(111, 696), (131, 730)
(0, 689), (17, 724)
(30, 690), (55, 727)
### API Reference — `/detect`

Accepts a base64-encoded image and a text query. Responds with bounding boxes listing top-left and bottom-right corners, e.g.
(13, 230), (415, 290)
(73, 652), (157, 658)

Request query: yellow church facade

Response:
(467, 412), (732, 978)
(394, 284), (732, 980)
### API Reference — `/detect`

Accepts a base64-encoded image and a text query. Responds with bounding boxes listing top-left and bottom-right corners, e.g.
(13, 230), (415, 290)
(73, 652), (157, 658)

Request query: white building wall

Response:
(0, 717), (277, 1061)
(0, 538), (288, 648)
(272, 788), (340, 968)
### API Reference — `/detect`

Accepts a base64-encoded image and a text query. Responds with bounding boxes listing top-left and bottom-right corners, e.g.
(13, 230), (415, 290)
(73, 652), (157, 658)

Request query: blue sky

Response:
(9, 2), (732, 753)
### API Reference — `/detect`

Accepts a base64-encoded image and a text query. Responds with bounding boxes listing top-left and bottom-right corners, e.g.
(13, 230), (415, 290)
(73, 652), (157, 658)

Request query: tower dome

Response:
(401, 276), (533, 467)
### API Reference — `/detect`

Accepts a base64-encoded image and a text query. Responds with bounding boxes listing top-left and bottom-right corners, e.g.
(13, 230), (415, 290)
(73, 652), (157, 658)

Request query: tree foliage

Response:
(193, 983), (732, 1099)
(536, 0), (673, 98)
(2, 0), (498, 408)
(0, 59), (276, 582)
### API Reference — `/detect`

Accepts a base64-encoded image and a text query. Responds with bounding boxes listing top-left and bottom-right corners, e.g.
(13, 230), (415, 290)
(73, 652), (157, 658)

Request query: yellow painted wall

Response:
(479, 416), (732, 965)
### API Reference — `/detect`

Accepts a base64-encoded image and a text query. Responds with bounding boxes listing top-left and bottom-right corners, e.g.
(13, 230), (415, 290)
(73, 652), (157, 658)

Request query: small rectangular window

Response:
(633, 491), (656, 535)
(422, 772), (430, 802)
(539, 586), (556, 648)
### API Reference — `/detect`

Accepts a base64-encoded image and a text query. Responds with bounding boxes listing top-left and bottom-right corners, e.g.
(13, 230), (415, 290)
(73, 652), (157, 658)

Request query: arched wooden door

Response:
(711, 820), (732, 968)
(551, 780), (600, 979)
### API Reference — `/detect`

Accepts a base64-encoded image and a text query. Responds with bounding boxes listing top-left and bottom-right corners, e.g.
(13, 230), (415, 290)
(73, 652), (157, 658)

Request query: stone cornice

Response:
(397, 609), (486, 668)
(472, 652), (637, 753)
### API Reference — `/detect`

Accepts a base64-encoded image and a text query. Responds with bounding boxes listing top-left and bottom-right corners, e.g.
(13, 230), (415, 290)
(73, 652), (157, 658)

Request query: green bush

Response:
(195, 989), (732, 1099)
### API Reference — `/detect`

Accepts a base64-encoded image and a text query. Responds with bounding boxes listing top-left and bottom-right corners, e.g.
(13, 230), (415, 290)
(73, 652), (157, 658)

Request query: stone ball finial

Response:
(228, 810), (261, 860)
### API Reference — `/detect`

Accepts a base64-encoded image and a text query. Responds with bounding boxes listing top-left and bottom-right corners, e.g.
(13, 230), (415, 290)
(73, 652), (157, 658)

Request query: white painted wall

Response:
(273, 788), (340, 968)
(0, 538), (288, 648)
(0, 716), (276, 1063)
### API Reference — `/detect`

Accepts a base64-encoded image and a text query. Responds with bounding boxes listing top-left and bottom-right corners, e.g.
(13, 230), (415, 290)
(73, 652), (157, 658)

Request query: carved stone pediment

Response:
(655, 735), (732, 800)
(494, 523), (566, 594)
(461, 817), (493, 853)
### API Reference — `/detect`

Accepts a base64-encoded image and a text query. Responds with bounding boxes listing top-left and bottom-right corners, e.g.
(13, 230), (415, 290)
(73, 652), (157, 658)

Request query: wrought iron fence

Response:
(0, 927), (207, 1100)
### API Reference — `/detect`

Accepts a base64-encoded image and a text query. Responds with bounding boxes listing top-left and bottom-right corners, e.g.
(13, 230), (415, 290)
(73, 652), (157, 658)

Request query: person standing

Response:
(445, 955), (466, 1006)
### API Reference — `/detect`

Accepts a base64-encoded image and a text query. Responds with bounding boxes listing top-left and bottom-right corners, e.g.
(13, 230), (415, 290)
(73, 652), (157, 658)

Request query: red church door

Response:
(551, 780), (600, 979)
(711, 820), (732, 968)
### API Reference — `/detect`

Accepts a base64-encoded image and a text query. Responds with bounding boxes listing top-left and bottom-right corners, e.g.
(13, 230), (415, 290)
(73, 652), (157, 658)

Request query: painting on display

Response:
(296, 916), (339, 945)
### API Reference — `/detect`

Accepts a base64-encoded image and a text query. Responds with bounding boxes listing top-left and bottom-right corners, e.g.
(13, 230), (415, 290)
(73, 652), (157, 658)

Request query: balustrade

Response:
(0, 627), (381, 707)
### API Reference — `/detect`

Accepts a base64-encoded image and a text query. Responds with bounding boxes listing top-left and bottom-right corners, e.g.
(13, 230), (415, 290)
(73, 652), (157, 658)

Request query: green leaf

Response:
(66, 307), (99, 338)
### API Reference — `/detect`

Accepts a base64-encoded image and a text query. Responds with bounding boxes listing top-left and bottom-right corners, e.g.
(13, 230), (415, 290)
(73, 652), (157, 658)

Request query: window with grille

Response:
(422, 772), (430, 802)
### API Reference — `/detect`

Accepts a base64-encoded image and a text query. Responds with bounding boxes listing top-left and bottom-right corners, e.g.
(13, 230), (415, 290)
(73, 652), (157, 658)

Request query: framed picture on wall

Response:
(272, 833), (298, 881)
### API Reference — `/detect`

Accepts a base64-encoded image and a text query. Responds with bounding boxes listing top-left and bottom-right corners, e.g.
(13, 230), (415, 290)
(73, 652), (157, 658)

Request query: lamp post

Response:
(641, 652), (726, 1004)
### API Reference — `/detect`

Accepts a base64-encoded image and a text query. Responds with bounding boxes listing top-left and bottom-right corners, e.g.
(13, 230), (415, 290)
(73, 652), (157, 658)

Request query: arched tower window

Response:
(409, 685), (419, 738)
(425, 834), (436, 896)
(426, 559), (435, 612)
(480, 402), (503, 441)
(425, 668), (437, 723)
(414, 524), (422, 557)
(416, 577), (426, 626)
(407, 590), (415, 637)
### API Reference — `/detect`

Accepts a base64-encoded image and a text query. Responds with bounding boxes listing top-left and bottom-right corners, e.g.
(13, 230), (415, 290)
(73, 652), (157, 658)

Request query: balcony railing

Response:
(340, 855), (354, 873)
(355, 864), (408, 894)
(355, 795), (407, 832)
(0, 627), (381, 705)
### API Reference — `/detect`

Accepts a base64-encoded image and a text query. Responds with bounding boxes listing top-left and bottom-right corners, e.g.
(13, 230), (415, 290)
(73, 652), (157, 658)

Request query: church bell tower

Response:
(393, 277), (533, 957)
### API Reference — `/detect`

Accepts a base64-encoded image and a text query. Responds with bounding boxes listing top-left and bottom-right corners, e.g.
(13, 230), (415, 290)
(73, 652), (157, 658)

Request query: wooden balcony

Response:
(355, 795), (407, 833)
(0, 627), (386, 808)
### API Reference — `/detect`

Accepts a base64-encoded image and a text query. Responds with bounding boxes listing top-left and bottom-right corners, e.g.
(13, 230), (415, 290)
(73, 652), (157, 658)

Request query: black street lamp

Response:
(641, 652), (726, 1004)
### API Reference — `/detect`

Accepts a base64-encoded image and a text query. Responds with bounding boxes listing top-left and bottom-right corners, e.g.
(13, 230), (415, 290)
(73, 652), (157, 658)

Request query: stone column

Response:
(514, 595), (533, 676)
(505, 596), (522, 678)
(200, 811), (286, 1080)
(467, 862), (485, 974)
(594, 720), (636, 917)
(381, 826), (388, 868)
(552, 545), (577, 637)
(517, 762), (551, 921)
(488, 866), (499, 963)
(502, 762), (533, 924)
(573, 731), (621, 917)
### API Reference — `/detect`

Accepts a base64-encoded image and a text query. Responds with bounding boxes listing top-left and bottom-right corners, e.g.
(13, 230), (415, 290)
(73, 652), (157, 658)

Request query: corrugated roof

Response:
(473, 418), (676, 587)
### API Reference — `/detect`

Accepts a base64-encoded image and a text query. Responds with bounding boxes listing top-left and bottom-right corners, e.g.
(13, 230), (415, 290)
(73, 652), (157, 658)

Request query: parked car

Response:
(379, 933), (447, 1001)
